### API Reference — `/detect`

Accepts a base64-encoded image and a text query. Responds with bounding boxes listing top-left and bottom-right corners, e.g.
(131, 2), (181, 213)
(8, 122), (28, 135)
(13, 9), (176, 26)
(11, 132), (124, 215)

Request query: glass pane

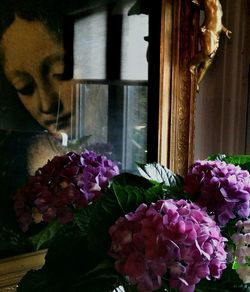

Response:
(72, 0), (149, 171)
(121, 85), (148, 171)
(70, 82), (148, 172)
(73, 1), (148, 81)
(74, 9), (107, 79)
(70, 83), (109, 143)
(120, 2), (148, 80)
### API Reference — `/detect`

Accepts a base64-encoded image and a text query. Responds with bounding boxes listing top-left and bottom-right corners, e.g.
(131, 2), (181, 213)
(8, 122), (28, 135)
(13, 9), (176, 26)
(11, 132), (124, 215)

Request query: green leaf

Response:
(87, 173), (158, 255)
(113, 172), (153, 189)
(144, 183), (166, 203)
(30, 220), (63, 250)
(44, 232), (101, 278)
(72, 257), (122, 292)
(73, 207), (92, 234)
(207, 154), (227, 161)
(112, 183), (146, 213)
(196, 264), (247, 291)
(17, 269), (51, 292)
(111, 169), (184, 206)
(87, 188), (123, 255)
(137, 162), (183, 187)
(208, 154), (250, 165)
(225, 155), (250, 165)
(18, 249), (116, 292)
(73, 274), (120, 292)
(240, 162), (250, 172)
(207, 154), (250, 172)
(0, 226), (32, 258)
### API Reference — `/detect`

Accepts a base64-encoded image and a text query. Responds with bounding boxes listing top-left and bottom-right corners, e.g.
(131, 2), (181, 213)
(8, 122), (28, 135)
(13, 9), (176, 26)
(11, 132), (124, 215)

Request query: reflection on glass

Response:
(69, 82), (148, 172)
(122, 85), (148, 171)
(70, 83), (108, 143)
(73, 1), (148, 81)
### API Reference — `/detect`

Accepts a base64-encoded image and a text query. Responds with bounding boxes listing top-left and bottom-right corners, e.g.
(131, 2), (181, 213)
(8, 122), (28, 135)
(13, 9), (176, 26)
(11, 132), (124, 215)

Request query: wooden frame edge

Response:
(158, 0), (199, 176)
(0, 249), (46, 291)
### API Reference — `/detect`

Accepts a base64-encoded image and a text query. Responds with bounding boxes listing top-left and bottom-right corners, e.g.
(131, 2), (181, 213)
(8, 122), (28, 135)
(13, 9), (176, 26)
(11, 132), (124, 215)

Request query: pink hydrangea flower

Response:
(184, 160), (250, 225)
(14, 150), (119, 231)
(109, 199), (227, 292)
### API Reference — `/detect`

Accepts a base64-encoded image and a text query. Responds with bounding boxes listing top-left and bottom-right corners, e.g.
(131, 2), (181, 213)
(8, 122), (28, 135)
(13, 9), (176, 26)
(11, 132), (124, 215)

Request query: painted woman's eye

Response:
(50, 60), (66, 81)
(52, 73), (65, 81)
(52, 72), (71, 81)
(16, 82), (35, 95)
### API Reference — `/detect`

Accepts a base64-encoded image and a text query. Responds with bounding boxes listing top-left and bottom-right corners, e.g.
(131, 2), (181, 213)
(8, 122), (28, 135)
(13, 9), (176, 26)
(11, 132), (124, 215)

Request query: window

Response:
(70, 0), (149, 171)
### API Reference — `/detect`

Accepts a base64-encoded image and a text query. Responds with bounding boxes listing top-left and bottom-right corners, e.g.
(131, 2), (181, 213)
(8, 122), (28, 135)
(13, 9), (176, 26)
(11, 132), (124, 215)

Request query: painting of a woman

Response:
(0, 0), (110, 257)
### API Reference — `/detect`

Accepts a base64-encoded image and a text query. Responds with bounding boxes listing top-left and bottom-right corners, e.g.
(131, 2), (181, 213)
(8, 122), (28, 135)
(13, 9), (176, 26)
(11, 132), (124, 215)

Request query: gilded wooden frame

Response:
(158, 0), (198, 176)
(0, 250), (46, 291)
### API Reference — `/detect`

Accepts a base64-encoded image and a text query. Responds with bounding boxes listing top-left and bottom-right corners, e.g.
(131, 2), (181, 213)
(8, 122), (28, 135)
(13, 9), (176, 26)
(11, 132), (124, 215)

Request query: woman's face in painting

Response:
(1, 17), (74, 137)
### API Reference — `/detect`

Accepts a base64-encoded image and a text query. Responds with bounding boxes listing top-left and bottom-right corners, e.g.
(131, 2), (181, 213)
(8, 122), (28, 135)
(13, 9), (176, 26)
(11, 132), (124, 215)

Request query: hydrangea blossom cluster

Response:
(184, 160), (250, 225)
(231, 219), (250, 284)
(14, 150), (119, 231)
(109, 199), (227, 292)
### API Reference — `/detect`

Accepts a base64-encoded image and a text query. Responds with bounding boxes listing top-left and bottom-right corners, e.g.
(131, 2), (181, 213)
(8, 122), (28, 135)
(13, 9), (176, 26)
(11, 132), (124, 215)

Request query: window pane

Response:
(120, 2), (148, 80)
(121, 85), (148, 171)
(71, 82), (148, 172)
(74, 9), (107, 79)
(73, 1), (148, 81)
(73, 1), (149, 171)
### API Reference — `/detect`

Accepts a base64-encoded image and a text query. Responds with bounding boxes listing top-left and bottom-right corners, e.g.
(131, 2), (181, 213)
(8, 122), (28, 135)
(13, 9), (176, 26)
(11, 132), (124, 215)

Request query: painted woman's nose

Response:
(38, 85), (60, 114)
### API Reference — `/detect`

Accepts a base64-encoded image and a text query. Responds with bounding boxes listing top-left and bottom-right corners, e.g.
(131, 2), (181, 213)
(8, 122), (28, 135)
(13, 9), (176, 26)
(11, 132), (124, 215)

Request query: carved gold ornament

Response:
(190, 0), (232, 90)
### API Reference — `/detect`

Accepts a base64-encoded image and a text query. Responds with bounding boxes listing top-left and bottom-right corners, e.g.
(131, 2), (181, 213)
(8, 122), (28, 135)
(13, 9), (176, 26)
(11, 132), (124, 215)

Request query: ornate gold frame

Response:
(158, 0), (198, 176)
(0, 250), (46, 291)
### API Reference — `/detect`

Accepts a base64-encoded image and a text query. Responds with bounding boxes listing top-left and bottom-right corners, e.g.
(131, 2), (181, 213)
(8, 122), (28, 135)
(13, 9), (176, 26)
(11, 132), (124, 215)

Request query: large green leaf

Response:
(144, 183), (167, 203)
(18, 226), (113, 292)
(207, 154), (227, 161)
(113, 172), (153, 188)
(18, 250), (118, 292)
(0, 226), (32, 258)
(30, 220), (63, 250)
(73, 207), (92, 234)
(207, 154), (250, 171)
(70, 258), (122, 292)
(17, 269), (51, 292)
(196, 264), (249, 292)
(44, 232), (101, 278)
(136, 162), (183, 187)
(86, 187), (123, 255)
(112, 183), (147, 213)
(87, 173), (160, 255)
(112, 180), (172, 212)
(223, 155), (250, 172)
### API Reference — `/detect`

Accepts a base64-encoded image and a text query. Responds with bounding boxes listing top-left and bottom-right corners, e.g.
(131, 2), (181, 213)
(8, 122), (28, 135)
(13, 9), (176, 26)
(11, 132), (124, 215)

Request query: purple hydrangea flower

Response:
(184, 160), (250, 226)
(109, 199), (227, 292)
(14, 150), (119, 231)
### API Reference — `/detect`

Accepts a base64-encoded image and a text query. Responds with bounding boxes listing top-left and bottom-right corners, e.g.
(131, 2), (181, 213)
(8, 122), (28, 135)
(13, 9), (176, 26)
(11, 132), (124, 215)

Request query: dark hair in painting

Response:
(0, 0), (112, 41)
(0, 0), (65, 45)
(0, 0), (112, 71)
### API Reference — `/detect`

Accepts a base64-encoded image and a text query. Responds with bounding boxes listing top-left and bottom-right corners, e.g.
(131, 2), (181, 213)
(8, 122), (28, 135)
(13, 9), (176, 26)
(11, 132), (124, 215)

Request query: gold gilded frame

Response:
(0, 0), (198, 289)
(0, 250), (46, 291)
(158, 0), (198, 176)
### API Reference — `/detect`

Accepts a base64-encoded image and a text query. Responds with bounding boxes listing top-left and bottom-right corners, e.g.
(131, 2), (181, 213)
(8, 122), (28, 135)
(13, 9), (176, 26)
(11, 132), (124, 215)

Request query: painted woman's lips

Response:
(44, 113), (71, 130)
